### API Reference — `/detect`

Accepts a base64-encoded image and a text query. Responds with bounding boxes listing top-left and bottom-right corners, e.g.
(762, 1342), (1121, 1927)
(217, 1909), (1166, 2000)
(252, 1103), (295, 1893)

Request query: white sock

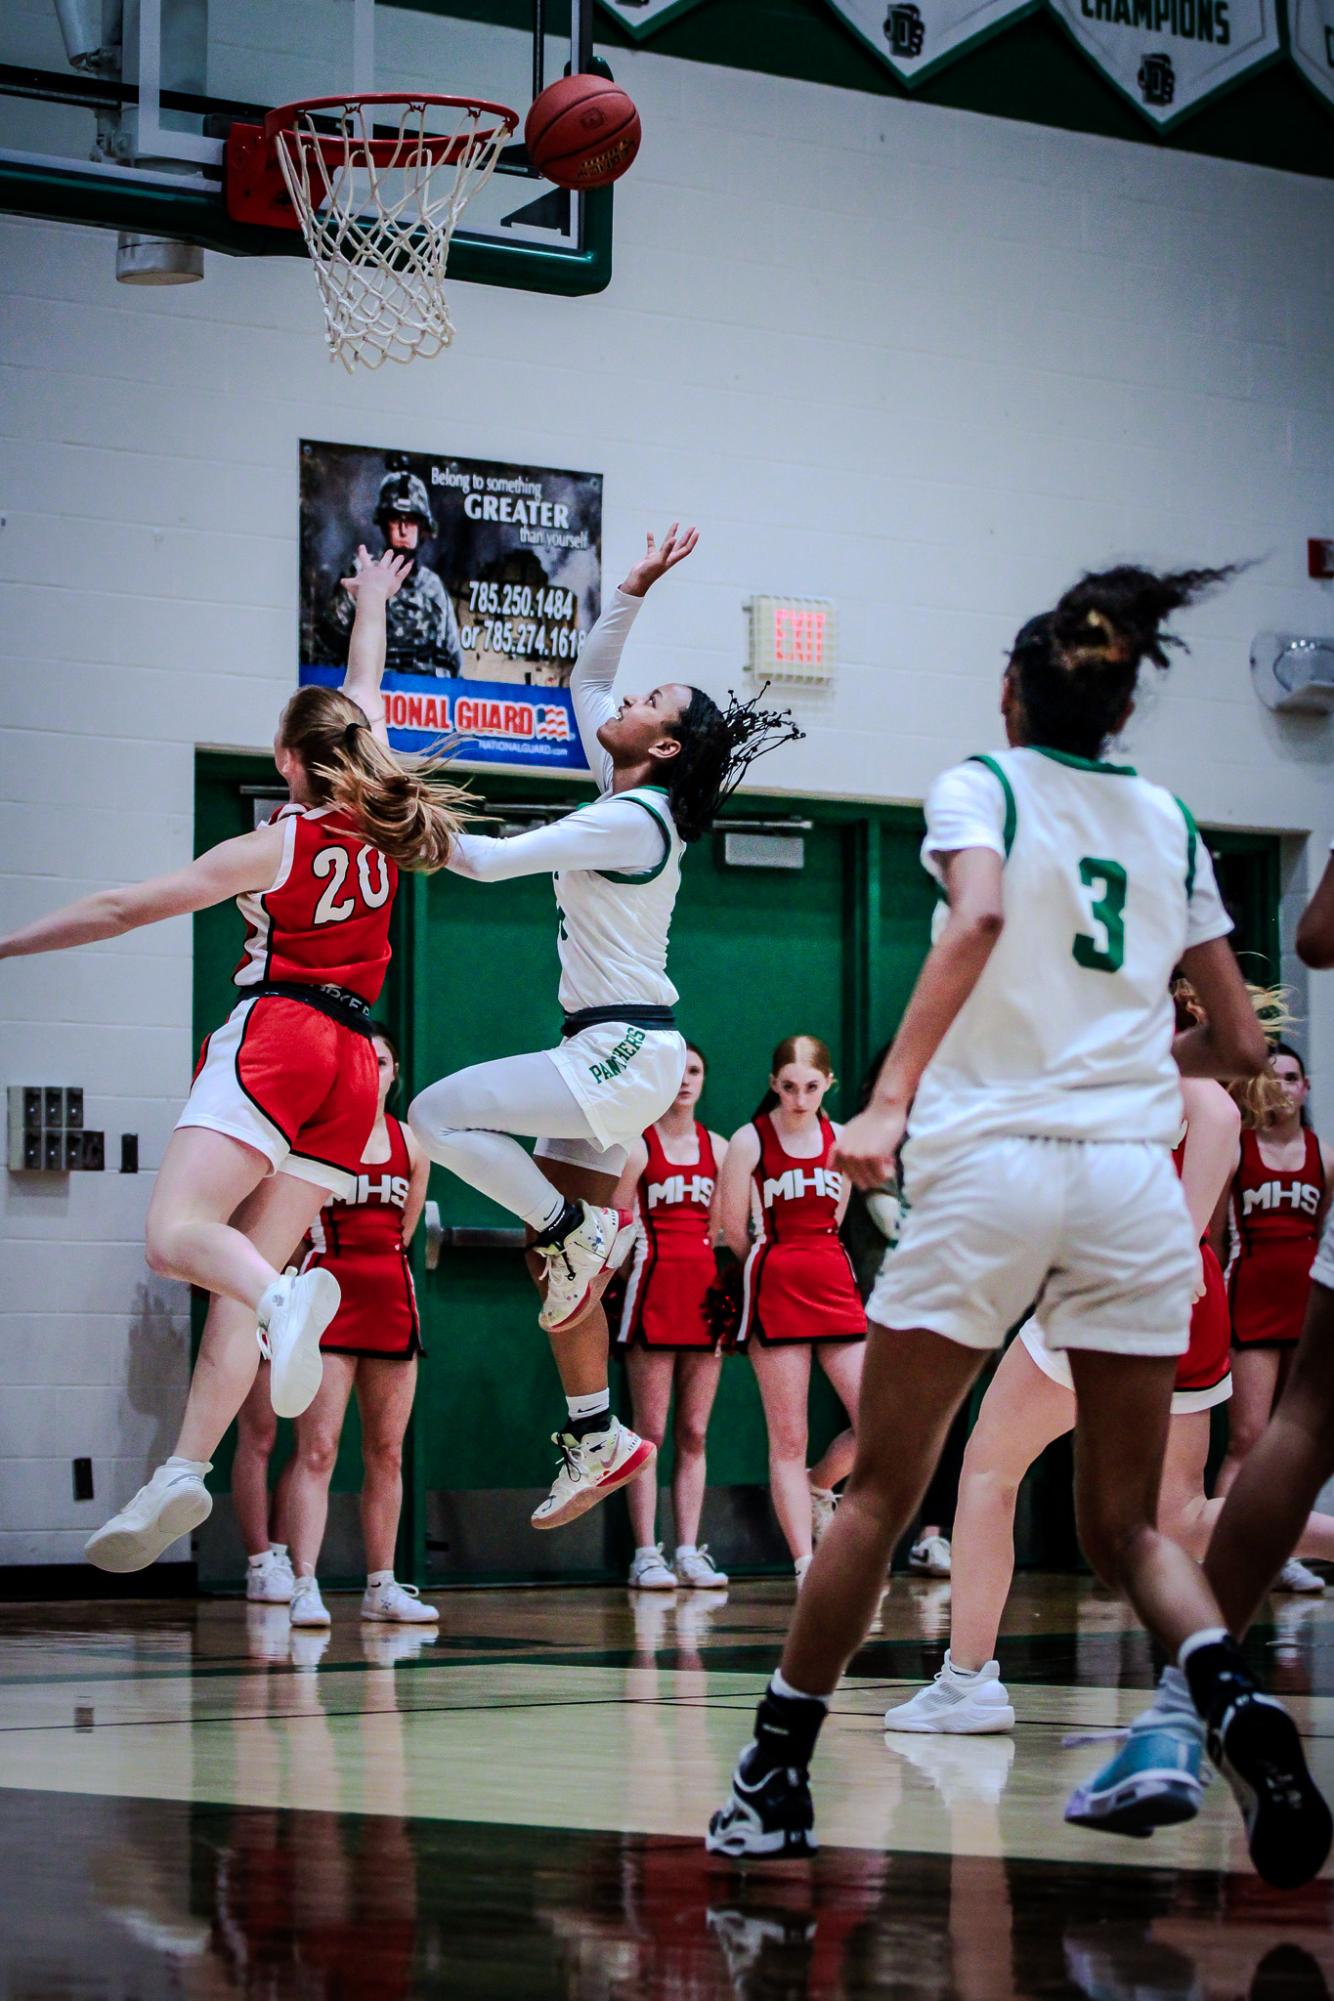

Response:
(809, 1483), (834, 1499)
(1178, 1626), (1229, 1668)
(676, 1543), (698, 1559)
(635, 1545), (660, 1561)
(567, 1389), (610, 1423)
(944, 1650), (980, 1678)
(772, 1667), (830, 1709)
(270, 1542), (288, 1562)
(1156, 1664), (1192, 1709)
(367, 1569), (393, 1590)
(247, 1551), (269, 1569)
(165, 1455), (210, 1477)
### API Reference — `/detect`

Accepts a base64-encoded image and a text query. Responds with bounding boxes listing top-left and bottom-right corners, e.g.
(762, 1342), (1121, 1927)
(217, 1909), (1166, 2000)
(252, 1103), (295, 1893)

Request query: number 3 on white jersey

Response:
(312, 845), (392, 926)
(1073, 855), (1127, 974)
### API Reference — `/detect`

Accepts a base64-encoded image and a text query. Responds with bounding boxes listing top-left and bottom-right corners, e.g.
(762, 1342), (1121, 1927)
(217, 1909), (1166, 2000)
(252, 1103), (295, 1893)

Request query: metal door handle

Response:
(424, 1200), (444, 1271)
(422, 1207), (528, 1268)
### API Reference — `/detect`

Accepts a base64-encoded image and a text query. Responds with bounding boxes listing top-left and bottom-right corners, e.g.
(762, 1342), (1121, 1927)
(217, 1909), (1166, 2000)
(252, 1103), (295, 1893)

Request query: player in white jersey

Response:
(409, 526), (800, 1531)
(708, 562), (1331, 1889)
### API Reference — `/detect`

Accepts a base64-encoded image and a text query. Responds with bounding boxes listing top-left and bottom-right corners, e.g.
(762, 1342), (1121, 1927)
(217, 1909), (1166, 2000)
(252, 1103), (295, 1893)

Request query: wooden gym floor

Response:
(1, 1572), (1332, 1998)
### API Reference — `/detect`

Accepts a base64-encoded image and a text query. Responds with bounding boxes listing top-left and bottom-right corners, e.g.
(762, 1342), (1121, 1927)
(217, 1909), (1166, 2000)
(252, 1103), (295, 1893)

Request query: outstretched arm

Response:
(339, 546), (412, 747)
(446, 794), (665, 884)
(0, 823), (284, 960)
(570, 523), (699, 783)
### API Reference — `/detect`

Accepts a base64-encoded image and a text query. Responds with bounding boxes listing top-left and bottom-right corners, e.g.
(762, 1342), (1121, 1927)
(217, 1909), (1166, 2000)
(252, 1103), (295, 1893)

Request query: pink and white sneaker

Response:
(531, 1418), (657, 1530)
(538, 1203), (636, 1335)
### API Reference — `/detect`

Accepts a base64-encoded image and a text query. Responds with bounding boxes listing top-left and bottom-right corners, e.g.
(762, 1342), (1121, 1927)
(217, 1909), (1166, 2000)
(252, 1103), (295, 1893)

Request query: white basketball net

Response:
(275, 98), (514, 372)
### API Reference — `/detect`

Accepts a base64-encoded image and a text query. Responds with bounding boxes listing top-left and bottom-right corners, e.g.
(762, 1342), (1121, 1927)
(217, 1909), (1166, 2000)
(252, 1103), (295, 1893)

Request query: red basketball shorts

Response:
(177, 996), (379, 1199)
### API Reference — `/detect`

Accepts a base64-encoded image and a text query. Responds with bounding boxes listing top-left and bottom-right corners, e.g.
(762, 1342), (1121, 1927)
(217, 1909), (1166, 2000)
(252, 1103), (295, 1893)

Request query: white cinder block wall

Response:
(3, 46), (1333, 1565)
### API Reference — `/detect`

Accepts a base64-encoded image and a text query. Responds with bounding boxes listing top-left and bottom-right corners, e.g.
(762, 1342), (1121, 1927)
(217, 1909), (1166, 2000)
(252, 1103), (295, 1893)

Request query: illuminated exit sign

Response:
(745, 595), (836, 684)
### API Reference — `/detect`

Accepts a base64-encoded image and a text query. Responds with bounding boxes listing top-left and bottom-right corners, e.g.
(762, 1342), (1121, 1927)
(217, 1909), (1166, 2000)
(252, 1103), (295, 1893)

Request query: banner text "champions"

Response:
(1081, 0), (1231, 38)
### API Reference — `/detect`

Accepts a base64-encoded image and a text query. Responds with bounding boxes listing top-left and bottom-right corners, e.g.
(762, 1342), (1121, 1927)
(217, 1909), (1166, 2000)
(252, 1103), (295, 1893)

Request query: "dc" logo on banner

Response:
(1137, 51), (1176, 103)
(883, 3), (926, 57)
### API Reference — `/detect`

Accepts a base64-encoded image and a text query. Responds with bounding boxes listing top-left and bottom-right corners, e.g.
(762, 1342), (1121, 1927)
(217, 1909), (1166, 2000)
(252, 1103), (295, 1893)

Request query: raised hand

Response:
(340, 545), (413, 601)
(621, 522), (700, 598)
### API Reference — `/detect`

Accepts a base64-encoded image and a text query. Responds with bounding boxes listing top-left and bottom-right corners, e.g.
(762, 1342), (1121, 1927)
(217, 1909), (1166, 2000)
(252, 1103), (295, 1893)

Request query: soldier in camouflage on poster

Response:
(330, 469), (467, 678)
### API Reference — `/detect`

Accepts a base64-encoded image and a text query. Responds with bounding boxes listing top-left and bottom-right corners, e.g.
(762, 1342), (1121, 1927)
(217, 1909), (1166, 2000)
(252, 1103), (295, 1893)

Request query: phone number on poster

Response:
(466, 619), (585, 661)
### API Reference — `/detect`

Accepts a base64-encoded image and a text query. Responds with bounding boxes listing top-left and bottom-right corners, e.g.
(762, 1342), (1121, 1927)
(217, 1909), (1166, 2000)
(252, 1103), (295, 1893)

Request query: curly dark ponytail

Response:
(1011, 562), (1243, 761)
(662, 685), (804, 844)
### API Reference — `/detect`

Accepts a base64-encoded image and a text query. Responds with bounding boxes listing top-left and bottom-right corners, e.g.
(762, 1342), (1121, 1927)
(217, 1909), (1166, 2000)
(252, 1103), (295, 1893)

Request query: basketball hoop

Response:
(241, 94), (518, 372)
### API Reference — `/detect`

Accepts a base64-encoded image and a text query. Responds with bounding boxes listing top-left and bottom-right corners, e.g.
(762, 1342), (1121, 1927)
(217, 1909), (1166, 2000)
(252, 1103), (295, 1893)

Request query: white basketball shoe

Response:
(884, 1653), (1016, 1734)
(84, 1462), (213, 1573)
(259, 1268), (341, 1419)
(532, 1418), (656, 1530)
(538, 1204), (635, 1335)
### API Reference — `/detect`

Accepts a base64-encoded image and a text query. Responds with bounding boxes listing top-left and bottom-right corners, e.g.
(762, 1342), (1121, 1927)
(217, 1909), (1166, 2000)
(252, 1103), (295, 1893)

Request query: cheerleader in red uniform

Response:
(0, 550), (467, 1574)
(1220, 1043), (1334, 1524)
(285, 1026), (433, 1628)
(716, 1035), (867, 1587)
(613, 1044), (730, 1592)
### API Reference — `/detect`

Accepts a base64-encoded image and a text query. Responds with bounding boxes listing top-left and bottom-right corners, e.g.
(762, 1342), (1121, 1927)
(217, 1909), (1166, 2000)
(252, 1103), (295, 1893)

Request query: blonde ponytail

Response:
(278, 686), (470, 872)
(1173, 974), (1298, 1130)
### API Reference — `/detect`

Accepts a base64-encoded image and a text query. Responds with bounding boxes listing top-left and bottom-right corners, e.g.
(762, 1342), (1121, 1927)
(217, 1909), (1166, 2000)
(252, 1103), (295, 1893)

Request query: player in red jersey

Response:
(612, 1043), (731, 1591)
(0, 549), (466, 1572)
(1219, 1042), (1333, 1522)
(716, 1035), (866, 1588)
(283, 1024), (434, 1629)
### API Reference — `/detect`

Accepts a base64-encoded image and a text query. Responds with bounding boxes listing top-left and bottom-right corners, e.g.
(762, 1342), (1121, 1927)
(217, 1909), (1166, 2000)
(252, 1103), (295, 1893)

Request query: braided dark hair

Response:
(662, 684), (804, 844)
(1010, 563), (1242, 761)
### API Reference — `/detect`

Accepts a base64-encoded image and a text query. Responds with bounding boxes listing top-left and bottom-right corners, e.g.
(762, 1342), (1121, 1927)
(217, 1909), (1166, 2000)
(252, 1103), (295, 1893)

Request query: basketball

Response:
(524, 74), (641, 191)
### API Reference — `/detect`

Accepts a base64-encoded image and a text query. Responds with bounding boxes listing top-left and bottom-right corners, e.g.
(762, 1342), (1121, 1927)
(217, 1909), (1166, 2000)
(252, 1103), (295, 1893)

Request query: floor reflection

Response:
(3, 1785), (1332, 2001)
(4, 1578), (1334, 1999)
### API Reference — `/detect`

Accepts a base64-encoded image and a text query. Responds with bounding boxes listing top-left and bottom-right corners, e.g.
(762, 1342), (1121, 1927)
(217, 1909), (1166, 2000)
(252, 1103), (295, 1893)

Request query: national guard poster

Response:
(299, 440), (603, 772)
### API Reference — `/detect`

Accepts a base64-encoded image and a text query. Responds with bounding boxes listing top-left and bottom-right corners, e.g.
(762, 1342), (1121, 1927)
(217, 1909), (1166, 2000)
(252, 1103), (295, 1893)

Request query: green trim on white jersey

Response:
(967, 754), (1018, 858)
(597, 792), (674, 885)
(1031, 745), (1138, 778)
(1174, 796), (1200, 900)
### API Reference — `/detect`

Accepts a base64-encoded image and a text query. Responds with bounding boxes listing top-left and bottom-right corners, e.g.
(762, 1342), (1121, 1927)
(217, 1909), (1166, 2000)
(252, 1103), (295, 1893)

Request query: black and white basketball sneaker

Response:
(706, 1761), (817, 1860)
(1209, 1689), (1332, 1889)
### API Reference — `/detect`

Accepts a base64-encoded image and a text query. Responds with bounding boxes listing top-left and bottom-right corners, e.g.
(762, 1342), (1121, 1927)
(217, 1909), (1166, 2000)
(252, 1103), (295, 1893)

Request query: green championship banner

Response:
(1048, 0), (1282, 125)
(1290, 0), (1334, 103)
(596, 0), (711, 37)
(825, 0), (1039, 82)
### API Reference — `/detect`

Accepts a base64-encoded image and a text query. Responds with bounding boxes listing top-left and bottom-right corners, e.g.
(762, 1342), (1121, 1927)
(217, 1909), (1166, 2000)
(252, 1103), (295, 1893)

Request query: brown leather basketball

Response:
(524, 74), (641, 191)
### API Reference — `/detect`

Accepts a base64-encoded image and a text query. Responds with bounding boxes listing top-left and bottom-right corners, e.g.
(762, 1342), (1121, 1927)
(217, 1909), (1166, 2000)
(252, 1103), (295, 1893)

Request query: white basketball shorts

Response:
(866, 1134), (1197, 1358)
